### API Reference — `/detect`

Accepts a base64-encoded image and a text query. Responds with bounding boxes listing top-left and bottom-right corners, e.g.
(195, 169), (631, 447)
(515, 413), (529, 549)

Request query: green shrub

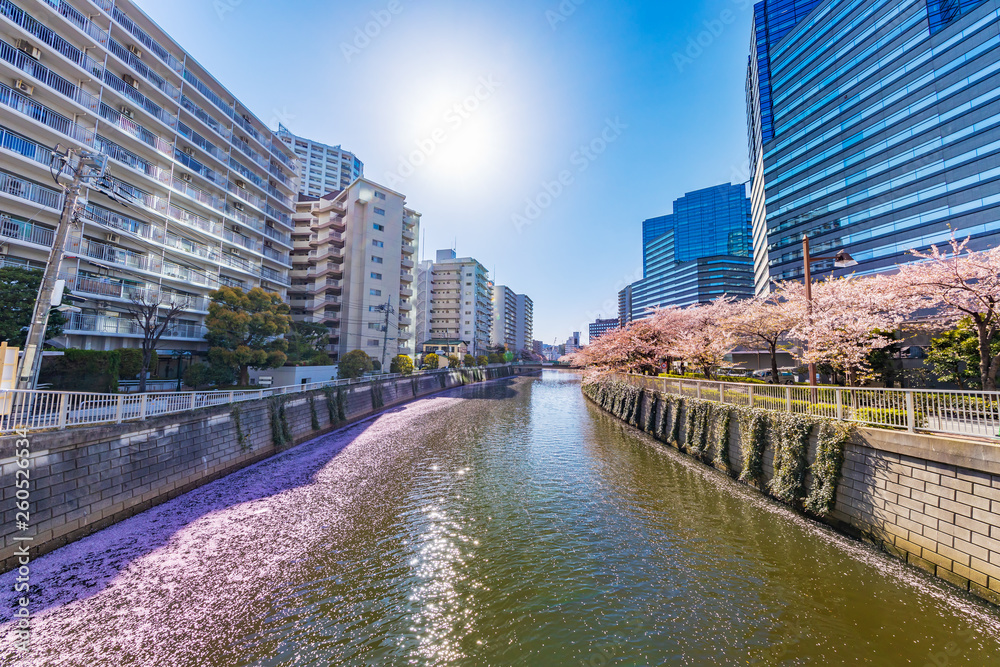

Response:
(390, 354), (414, 375)
(476, 355), (488, 367)
(340, 350), (373, 379)
(448, 355), (460, 369)
(423, 353), (440, 369)
(852, 407), (925, 429)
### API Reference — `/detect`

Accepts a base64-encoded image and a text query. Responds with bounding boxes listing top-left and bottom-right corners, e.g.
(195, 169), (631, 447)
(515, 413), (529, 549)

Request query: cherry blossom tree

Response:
(579, 315), (675, 377)
(778, 274), (911, 385)
(725, 294), (797, 384)
(667, 298), (740, 379)
(888, 235), (1000, 389)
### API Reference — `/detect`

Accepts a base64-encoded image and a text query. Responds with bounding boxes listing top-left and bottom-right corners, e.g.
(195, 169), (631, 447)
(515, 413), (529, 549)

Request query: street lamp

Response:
(802, 235), (858, 387)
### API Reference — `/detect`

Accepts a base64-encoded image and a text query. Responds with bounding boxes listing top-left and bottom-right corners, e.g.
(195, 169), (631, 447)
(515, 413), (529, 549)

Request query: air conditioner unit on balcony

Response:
(233, 202), (244, 211)
(180, 173), (192, 182)
(182, 146), (194, 156)
(127, 44), (142, 58)
(122, 74), (139, 89)
(120, 106), (134, 119)
(240, 135), (248, 144)
(231, 249), (240, 256)
(106, 233), (120, 244)
(236, 179), (246, 189)
(15, 41), (41, 60)
(13, 79), (34, 96)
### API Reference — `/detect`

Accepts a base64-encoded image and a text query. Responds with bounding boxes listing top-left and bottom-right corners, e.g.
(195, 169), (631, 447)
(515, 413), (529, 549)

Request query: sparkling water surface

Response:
(3, 370), (1000, 666)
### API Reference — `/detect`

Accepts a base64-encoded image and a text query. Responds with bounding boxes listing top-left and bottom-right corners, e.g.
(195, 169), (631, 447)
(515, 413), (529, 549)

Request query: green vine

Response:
(737, 407), (768, 488)
(309, 395), (320, 431)
(804, 421), (851, 516)
(438, 373), (448, 388)
(231, 405), (250, 451)
(411, 377), (419, 396)
(268, 396), (293, 449)
(768, 413), (813, 504)
(644, 394), (658, 433)
(712, 408), (731, 473)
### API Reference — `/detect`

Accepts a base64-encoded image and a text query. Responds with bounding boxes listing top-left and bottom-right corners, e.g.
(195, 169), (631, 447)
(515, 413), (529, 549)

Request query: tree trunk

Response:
(139, 346), (152, 393)
(769, 341), (780, 385)
(239, 365), (250, 387)
(975, 319), (993, 390)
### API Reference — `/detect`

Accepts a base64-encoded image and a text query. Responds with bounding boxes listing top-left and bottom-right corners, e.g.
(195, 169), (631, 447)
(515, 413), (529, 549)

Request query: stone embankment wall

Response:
(585, 377), (1000, 607)
(0, 366), (534, 572)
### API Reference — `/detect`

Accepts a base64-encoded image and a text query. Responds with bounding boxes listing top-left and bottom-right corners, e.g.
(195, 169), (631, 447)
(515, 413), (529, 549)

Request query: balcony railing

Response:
(263, 225), (291, 246)
(0, 0), (105, 77)
(180, 95), (231, 142)
(72, 275), (210, 312)
(101, 69), (177, 130)
(182, 68), (233, 119)
(43, 0), (110, 46)
(0, 215), (53, 246)
(172, 175), (225, 214)
(98, 103), (173, 156)
(96, 134), (171, 185)
(97, 0), (185, 72)
(83, 203), (162, 243)
(0, 82), (95, 146)
(106, 37), (180, 101)
(0, 38), (99, 112)
(65, 312), (206, 340)
(0, 123), (62, 169)
(177, 122), (227, 165)
(81, 237), (156, 272)
(0, 170), (62, 209)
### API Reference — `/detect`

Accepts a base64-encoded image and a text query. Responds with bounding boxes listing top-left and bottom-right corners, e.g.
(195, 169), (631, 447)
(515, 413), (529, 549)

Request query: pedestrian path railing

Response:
(0, 366), (518, 435)
(622, 374), (1000, 440)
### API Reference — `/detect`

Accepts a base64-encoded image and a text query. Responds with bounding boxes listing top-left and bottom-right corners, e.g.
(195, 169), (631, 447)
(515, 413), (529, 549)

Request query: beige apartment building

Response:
(288, 178), (419, 365)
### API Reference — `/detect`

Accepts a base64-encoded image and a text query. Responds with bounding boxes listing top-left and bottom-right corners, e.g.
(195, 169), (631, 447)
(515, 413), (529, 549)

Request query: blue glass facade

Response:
(630, 184), (753, 318)
(747, 0), (1000, 293)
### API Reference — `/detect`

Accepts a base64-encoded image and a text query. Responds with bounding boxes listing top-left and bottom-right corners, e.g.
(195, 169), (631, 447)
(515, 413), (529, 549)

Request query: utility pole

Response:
(17, 148), (106, 390)
(377, 295), (394, 373)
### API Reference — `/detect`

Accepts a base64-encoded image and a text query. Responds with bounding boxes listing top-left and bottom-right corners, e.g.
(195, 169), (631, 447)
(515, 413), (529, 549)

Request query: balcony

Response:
(0, 215), (53, 247)
(1, 0), (106, 78)
(0, 169), (62, 209)
(399, 316), (412, 327)
(401, 258), (414, 270)
(41, 0), (110, 48)
(81, 238), (157, 272)
(402, 227), (416, 241)
(106, 35), (180, 102)
(401, 243), (415, 255)
(180, 95), (231, 142)
(0, 37), (101, 114)
(400, 272), (414, 283)
(97, 0), (184, 72)
(98, 103), (172, 156)
(400, 287), (414, 298)
(65, 312), (206, 340)
(72, 275), (210, 312)
(101, 68), (177, 130)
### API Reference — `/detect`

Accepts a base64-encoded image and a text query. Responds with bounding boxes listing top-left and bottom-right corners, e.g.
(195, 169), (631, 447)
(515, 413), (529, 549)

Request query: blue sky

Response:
(136, 0), (755, 345)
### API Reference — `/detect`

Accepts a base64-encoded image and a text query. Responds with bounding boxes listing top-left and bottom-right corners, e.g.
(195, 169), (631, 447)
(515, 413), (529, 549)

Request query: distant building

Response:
(491, 285), (517, 350)
(618, 285), (633, 327)
(515, 294), (534, 352)
(277, 125), (363, 198)
(589, 318), (620, 342)
(532, 340), (543, 356)
(565, 332), (581, 355)
(419, 250), (493, 356)
(631, 183), (753, 320)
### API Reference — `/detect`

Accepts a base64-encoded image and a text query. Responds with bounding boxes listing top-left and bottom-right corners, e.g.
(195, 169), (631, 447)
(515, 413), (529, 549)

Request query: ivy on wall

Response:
(309, 395), (320, 431)
(231, 405), (250, 451)
(371, 381), (385, 410)
(583, 378), (851, 518)
(268, 396), (292, 449)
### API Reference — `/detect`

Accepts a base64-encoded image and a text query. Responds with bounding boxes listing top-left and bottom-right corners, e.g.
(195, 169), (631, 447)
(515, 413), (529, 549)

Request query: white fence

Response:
(624, 374), (1000, 440)
(0, 367), (501, 435)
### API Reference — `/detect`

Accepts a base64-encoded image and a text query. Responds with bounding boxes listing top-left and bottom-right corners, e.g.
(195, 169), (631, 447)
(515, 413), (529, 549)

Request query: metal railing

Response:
(0, 366), (520, 434)
(623, 374), (1000, 440)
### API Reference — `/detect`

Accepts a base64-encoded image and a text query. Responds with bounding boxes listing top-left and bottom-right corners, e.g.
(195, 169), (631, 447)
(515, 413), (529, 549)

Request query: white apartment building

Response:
(0, 0), (299, 364)
(414, 259), (433, 348)
(287, 178), (419, 365)
(277, 124), (362, 198)
(515, 293), (533, 353)
(491, 285), (516, 350)
(423, 249), (492, 356)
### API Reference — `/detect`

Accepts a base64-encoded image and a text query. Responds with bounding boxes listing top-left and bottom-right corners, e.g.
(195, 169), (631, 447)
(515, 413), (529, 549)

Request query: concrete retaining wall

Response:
(0, 366), (534, 573)
(588, 381), (1000, 607)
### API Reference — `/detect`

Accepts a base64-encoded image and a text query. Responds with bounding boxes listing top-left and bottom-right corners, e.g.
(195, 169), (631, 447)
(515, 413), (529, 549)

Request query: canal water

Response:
(3, 370), (1000, 665)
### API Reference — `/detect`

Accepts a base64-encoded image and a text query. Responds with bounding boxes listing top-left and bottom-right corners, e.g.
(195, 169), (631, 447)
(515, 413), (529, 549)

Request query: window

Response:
(372, 256), (383, 264)
(368, 323), (382, 330)
(368, 340), (380, 347)
(374, 192), (386, 200)
(369, 305), (379, 312)
(372, 240), (384, 247)
(374, 207), (385, 216)
(371, 272), (382, 280)
(373, 223), (384, 232)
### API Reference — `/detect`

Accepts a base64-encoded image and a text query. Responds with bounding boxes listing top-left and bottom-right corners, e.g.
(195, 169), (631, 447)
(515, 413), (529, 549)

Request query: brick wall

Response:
(593, 385), (1000, 607)
(0, 366), (532, 572)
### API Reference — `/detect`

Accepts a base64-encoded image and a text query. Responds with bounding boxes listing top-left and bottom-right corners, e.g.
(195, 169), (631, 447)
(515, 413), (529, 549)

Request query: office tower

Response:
(630, 184), (753, 319)
(0, 0), (299, 366)
(747, 0), (1000, 293)
(276, 124), (363, 198)
(287, 179), (419, 364)
(565, 332), (580, 355)
(589, 318), (620, 342)
(618, 285), (633, 327)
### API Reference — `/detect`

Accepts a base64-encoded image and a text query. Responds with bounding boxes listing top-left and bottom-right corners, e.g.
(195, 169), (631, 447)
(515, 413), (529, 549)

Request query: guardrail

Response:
(623, 374), (1000, 440)
(0, 366), (521, 435)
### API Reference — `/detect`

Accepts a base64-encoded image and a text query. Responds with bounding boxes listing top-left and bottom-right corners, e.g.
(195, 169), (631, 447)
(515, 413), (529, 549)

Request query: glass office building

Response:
(630, 184), (753, 319)
(748, 0), (1000, 294)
